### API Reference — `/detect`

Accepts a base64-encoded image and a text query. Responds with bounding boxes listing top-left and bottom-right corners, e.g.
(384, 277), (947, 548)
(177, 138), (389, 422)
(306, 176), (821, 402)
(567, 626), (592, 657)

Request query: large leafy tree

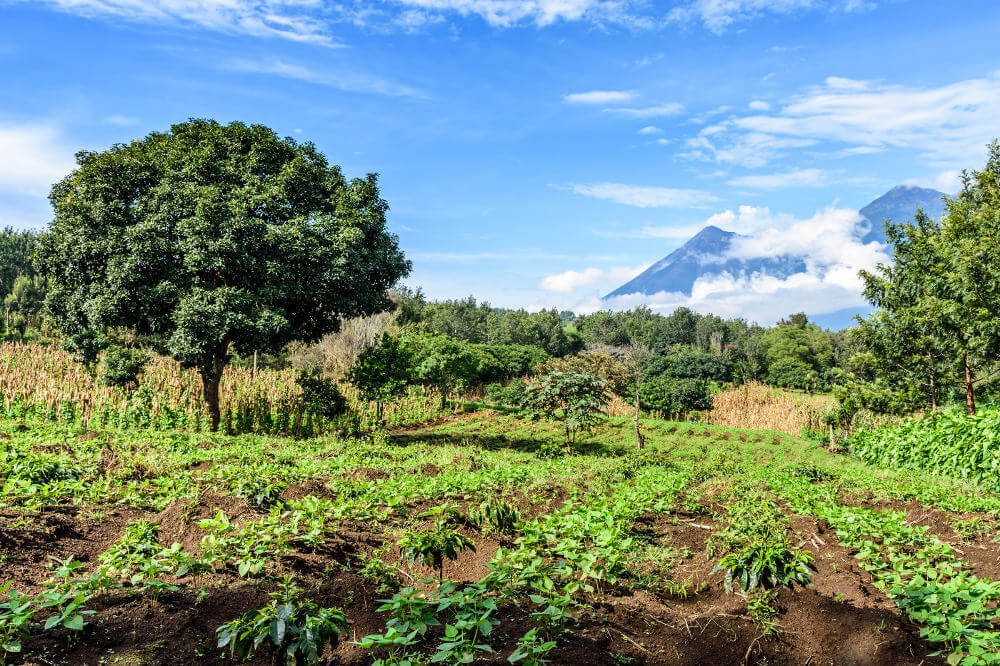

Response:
(37, 119), (410, 429)
(858, 143), (1000, 415)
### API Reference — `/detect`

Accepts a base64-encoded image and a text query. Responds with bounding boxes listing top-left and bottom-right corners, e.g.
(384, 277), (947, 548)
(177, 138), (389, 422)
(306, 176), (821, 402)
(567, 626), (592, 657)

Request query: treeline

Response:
(394, 287), (854, 393)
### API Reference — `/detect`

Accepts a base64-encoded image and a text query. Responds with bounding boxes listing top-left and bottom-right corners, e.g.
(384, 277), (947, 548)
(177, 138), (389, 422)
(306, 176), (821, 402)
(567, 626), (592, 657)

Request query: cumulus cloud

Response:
(687, 72), (1000, 169)
(0, 124), (76, 197)
(569, 182), (718, 208)
(539, 264), (647, 292)
(550, 204), (889, 323)
(564, 90), (636, 105)
(225, 58), (425, 97)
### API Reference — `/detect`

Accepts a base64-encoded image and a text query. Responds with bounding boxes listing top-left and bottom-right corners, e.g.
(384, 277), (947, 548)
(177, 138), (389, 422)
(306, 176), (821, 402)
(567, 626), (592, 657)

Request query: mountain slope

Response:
(604, 225), (806, 298)
(604, 185), (947, 301)
(858, 185), (947, 244)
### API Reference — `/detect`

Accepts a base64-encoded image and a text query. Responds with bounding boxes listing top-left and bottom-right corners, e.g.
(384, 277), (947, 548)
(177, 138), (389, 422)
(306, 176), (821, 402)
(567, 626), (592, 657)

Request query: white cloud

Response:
(748, 100), (771, 111)
(539, 264), (646, 292)
(569, 182), (718, 208)
(389, 0), (642, 27)
(728, 167), (841, 189)
(690, 72), (1000, 168)
(637, 125), (662, 135)
(904, 170), (962, 194)
(667, 0), (873, 35)
(0, 124), (76, 197)
(564, 90), (636, 105)
(29, 0), (339, 45)
(225, 58), (425, 97)
(106, 114), (139, 126)
(555, 205), (889, 323)
(604, 103), (684, 118)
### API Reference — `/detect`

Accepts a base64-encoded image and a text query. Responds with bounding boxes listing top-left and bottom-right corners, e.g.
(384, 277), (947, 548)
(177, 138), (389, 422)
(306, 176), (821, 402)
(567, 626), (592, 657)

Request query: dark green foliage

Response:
(100, 347), (148, 389)
(402, 331), (477, 403)
(216, 578), (348, 665)
(37, 119), (409, 429)
(645, 349), (731, 383)
(638, 377), (711, 418)
(857, 142), (1000, 414)
(484, 378), (527, 407)
(61, 330), (108, 372)
(398, 522), (476, 580)
(714, 543), (814, 593)
(296, 370), (348, 420)
(765, 358), (815, 391)
(0, 228), (40, 296)
(401, 295), (578, 357)
(468, 343), (548, 382)
(3, 275), (45, 318)
(348, 333), (412, 409)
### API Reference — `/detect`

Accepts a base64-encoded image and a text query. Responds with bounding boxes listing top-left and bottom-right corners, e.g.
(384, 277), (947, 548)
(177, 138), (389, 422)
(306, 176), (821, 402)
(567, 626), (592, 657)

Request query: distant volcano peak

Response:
(603, 185), (947, 301)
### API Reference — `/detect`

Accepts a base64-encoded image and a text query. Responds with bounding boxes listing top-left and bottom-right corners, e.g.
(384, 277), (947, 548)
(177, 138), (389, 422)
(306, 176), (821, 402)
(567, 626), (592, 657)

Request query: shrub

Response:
(216, 577), (347, 665)
(100, 346), (149, 389)
(523, 372), (609, 446)
(296, 370), (348, 419)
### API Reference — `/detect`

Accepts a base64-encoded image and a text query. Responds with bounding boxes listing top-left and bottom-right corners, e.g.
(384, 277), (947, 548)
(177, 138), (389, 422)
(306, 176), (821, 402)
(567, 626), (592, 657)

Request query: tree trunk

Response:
(827, 424), (836, 452)
(965, 355), (976, 415)
(929, 360), (937, 412)
(200, 348), (227, 431)
(633, 385), (644, 450)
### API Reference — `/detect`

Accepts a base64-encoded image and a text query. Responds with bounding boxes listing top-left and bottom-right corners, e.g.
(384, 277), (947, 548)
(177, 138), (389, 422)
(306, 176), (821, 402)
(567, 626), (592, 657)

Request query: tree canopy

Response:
(37, 119), (410, 428)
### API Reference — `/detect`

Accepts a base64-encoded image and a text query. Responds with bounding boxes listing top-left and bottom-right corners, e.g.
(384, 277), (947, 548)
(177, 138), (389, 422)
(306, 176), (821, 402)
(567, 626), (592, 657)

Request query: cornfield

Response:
(701, 382), (834, 435)
(0, 342), (443, 435)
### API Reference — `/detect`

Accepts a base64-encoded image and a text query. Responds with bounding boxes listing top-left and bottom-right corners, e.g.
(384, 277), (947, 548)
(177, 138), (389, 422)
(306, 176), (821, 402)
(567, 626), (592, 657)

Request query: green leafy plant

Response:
(216, 576), (348, 665)
(398, 522), (476, 581)
(470, 498), (521, 535)
(523, 372), (609, 448)
(0, 584), (34, 658)
(714, 542), (814, 594)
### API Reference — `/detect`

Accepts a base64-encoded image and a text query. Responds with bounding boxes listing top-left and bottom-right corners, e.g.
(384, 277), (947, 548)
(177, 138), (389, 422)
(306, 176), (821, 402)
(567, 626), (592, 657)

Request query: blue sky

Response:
(2, 0), (999, 324)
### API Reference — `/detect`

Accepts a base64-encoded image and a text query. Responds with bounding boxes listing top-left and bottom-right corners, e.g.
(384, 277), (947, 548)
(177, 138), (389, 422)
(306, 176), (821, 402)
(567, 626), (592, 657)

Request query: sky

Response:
(2, 0), (999, 326)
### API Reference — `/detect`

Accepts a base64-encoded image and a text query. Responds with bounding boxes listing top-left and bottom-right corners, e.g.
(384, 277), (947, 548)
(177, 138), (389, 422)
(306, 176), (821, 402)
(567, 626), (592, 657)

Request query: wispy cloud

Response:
(28, 0), (340, 45)
(727, 167), (871, 190)
(569, 182), (718, 208)
(667, 0), (876, 35)
(225, 58), (426, 98)
(564, 90), (636, 105)
(687, 72), (1000, 168)
(387, 0), (651, 28)
(603, 103), (684, 118)
(0, 123), (75, 197)
(637, 125), (662, 135)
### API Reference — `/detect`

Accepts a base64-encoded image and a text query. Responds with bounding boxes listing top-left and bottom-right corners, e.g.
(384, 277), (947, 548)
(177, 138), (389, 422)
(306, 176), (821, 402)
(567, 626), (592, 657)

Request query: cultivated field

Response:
(4, 405), (1000, 665)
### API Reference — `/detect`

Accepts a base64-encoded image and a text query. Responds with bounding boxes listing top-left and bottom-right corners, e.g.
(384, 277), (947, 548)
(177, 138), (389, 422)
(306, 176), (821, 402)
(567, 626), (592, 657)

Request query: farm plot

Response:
(2, 409), (999, 664)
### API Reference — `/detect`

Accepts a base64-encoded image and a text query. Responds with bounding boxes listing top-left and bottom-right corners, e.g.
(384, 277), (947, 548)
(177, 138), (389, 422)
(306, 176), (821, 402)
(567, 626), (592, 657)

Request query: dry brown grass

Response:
(701, 382), (834, 435)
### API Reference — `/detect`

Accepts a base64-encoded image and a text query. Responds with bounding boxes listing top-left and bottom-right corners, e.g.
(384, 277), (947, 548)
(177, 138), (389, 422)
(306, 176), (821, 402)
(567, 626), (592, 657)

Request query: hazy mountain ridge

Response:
(604, 185), (947, 301)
